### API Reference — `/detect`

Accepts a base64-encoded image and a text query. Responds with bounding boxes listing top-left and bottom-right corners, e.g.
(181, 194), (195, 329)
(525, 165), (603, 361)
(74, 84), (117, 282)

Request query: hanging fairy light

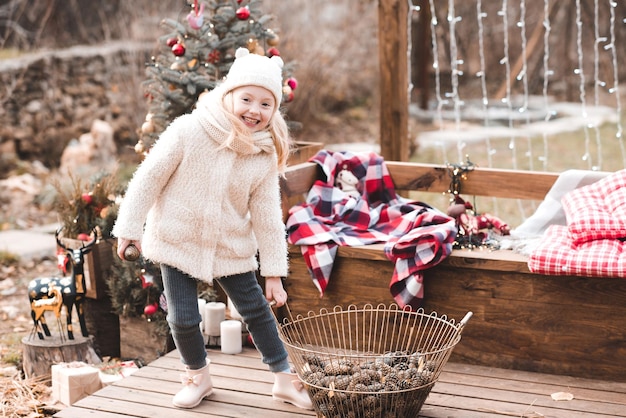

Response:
(407, 1), (420, 100)
(498, 0), (517, 170)
(447, 0), (466, 163)
(608, 0), (626, 167)
(574, 0), (593, 170)
(428, 0), (449, 164)
(475, 0), (495, 167)
(591, 0), (605, 171)
(539, 0), (553, 171)
(517, 0), (534, 171)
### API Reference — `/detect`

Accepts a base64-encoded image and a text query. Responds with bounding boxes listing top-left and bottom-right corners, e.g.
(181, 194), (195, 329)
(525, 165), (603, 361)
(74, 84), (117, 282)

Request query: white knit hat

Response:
(219, 47), (284, 105)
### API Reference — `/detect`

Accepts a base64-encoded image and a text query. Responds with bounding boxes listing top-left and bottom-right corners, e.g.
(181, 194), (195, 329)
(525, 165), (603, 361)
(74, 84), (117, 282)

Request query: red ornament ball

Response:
(286, 77), (298, 90)
(144, 303), (158, 316)
(171, 43), (186, 56)
(81, 193), (93, 204)
(267, 47), (280, 57)
(166, 37), (178, 47)
(235, 6), (250, 20)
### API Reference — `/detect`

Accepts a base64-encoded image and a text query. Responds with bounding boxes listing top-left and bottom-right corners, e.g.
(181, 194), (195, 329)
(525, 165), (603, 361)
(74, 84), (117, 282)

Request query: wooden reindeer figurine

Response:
(27, 227), (96, 340)
(29, 284), (64, 340)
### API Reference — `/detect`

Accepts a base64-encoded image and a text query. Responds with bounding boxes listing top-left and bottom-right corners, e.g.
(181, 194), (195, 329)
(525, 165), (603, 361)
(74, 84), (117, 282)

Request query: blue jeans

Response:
(161, 265), (290, 372)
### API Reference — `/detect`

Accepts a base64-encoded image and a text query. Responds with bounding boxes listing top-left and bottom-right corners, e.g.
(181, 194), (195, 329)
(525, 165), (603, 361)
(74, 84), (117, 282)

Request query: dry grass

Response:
(0, 373), (54, 418)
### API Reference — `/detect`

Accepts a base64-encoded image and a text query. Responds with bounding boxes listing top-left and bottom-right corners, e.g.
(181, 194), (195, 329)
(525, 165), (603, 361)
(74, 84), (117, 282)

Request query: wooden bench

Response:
(279, 161), (626, 383)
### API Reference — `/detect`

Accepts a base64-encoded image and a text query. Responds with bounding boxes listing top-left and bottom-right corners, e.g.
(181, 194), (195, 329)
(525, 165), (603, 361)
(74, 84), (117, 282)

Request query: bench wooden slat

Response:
(331, 244), (530, 273)
(282, 161), (559, 203)
(385, 161), (558, 200)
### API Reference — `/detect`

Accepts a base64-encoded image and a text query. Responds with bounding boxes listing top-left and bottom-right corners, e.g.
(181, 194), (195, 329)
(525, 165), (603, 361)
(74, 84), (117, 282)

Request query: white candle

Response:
(197, 298), (207, 330)
(227, 297), (242, 321)
(220, 320), (242, 354)
(205, 302), (225, 337)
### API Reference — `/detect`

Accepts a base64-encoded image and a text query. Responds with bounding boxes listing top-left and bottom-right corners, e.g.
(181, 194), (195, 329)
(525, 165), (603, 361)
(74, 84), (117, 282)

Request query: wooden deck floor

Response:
(53, 347), (626, 418)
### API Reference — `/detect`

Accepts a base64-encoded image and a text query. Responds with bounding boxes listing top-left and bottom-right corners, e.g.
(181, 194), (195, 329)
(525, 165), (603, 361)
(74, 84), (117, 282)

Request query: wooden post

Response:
(412, 0), (431, 110)
(378, 0), (409, 162)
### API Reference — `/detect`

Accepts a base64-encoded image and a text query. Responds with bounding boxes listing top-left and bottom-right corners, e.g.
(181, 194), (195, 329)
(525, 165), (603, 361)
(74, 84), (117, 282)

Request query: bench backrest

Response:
(280, 161), (559, 220)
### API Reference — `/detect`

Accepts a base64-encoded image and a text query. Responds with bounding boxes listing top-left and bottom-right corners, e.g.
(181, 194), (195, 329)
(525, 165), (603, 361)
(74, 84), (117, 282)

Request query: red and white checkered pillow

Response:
(528, 224), (626, 277)
(562, 169), (626, 244)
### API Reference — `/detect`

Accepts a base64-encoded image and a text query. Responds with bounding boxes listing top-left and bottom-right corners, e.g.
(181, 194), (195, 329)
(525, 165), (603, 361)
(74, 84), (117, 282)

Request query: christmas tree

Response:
(135, 0), (298, 154)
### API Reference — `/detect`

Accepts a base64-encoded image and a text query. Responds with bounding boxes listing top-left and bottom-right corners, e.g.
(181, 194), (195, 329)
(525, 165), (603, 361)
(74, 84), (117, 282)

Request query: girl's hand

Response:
(117, 238), (142, 261)
(265, 276), (287, 307)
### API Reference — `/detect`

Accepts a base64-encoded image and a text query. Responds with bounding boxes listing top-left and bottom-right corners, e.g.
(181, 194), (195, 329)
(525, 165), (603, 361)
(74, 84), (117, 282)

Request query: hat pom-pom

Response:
(270, 55), (284, 70)
(235, 47), (250, 59)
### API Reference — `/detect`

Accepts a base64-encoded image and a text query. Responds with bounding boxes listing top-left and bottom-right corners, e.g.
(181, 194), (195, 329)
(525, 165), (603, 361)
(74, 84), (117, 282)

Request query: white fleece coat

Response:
(112, 89), (288, 283)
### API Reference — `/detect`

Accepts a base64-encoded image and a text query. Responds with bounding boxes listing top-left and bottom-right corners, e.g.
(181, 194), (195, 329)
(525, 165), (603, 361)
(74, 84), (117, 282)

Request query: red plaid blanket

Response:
(286, 150), (457, 309)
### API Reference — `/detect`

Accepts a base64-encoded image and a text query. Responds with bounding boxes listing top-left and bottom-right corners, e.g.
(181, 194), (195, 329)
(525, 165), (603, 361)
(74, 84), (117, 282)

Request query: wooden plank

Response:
(281, 162), (318, 199)
(430, 378), (626, 416)
(440, 365), (626, 404)
(440, 248), (530, 272)
(422, 269), (626, 382)
(54, 410), (135, 418)
(288, 141), (323, 166)
(425, 392), (615, 418)
(334, 244), (532, 273)
(55, 347), (315, 418)
(281, 161), (560, 204)
(285, 251), (396, 312)
(425, 267), (626, 308)
(443, 362), (626, 393)
(55, 347), (625, 418)
(432, 365), (626, 417)
(384, 161), (558, 200)
(70, 387), (220, 417)
(86, 383), (312, 418)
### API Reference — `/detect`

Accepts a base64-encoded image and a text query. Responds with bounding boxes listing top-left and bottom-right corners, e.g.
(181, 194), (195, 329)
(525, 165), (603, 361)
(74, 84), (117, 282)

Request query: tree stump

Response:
(21, 335), (101, 378)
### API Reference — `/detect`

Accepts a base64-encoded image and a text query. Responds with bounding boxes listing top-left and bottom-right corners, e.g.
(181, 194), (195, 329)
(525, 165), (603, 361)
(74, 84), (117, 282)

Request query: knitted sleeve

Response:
(249, 159), (289, 278)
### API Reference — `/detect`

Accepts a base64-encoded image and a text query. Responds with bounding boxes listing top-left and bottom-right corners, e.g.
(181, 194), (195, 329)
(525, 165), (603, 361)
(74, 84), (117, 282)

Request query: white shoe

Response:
(172, 360), (214, 408)
(272, 371), (313, 410)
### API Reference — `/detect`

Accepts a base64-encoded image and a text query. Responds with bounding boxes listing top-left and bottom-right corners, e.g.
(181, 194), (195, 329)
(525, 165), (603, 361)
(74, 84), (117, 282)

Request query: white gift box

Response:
(52, 362), (102, 406)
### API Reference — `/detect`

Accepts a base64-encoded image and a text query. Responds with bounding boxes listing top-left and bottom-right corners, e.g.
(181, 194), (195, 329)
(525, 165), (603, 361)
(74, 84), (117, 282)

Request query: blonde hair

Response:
(221, 90), (291, 174)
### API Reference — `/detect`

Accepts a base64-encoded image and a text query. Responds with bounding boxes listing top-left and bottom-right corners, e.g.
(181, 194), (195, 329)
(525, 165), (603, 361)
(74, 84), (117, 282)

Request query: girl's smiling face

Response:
(231, 85), (276, 132)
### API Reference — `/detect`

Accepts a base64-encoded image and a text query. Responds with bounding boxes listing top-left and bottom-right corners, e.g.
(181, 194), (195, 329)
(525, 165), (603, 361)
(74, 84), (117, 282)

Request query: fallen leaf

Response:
(551, 391), (574, 401)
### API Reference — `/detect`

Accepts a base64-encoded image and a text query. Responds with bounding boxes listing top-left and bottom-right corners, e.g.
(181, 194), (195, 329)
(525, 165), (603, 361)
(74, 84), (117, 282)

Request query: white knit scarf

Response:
(196, 87), (275, 155)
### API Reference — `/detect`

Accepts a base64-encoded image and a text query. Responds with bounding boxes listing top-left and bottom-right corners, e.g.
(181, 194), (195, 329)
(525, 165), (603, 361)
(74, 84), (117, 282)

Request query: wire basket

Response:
(275, 303), (472, 418)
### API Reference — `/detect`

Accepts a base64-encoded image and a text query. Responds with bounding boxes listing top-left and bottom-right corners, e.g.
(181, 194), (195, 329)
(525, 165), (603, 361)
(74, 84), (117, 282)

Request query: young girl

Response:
(112, 48), (312, 410)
